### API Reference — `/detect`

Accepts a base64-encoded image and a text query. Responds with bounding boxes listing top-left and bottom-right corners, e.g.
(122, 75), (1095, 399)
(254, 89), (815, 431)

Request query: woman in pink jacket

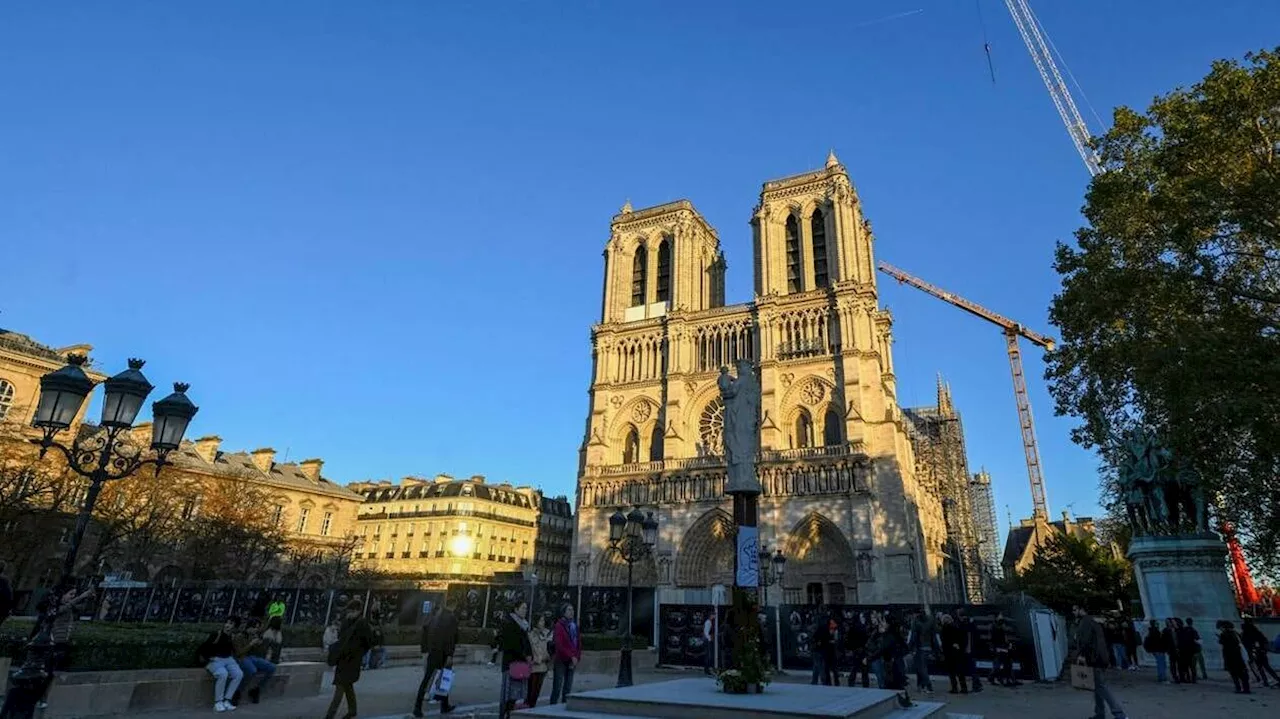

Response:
(549, 604), (582, 704)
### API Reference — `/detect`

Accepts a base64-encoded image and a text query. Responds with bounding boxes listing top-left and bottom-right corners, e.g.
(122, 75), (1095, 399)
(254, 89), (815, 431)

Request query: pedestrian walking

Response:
(260, 616), (284, 664)
(1241, 618), (1279, 687)
(990, 613), (1019, 686)
(413, 597), (459, 717)
(940, 614), (968, 695)
(809, 608), (833, 686)
(1123, 621), (1140, 671)
(1162, 619), (1181, 684)
(526, 614), (552, 707)
(1186, 618), (1207, 680)
(955, 608), (981, 692)
(1143, 620), (1168, 683)
(1174, 618), (1197, 683)
(1073, 605), (1127, 719)
(1217, 620), (1251, 694)
(866, 614), (888, 689)
(198, 617), (245, 713)
(550, 603), (582, 704)
(845, 612), (870, 688)
(908, 610), (937, 694)
(702, 613), (716, 675)
(324, 598), (375, 719)
(497, 600), (533, 719)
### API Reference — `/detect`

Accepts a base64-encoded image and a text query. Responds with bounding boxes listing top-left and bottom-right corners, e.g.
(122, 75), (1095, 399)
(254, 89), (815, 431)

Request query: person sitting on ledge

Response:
(198, 616), (245, 713)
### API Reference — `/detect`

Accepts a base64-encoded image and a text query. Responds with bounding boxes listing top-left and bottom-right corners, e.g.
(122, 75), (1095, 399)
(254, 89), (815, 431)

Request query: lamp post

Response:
(0, 355), (198, 719)
(608, 506), (657, 688)
(756, 546), (786, 606)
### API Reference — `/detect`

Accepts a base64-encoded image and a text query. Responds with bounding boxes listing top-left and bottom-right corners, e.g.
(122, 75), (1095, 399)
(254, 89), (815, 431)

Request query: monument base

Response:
(1128, 534), (1238, 670)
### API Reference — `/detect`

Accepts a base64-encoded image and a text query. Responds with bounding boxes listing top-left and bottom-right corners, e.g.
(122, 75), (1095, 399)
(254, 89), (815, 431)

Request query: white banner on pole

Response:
(736, 525), (760, 587)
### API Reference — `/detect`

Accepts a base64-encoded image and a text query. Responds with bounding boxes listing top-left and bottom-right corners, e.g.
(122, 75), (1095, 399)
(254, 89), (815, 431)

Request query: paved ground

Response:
(90, 663), (1278, 719)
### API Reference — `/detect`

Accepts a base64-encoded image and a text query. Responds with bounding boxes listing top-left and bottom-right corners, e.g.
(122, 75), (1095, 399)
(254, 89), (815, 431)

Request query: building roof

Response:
(1001, 516), (1098, 569)
(163, 439), (361, 501)
(353, 476), (539, 509)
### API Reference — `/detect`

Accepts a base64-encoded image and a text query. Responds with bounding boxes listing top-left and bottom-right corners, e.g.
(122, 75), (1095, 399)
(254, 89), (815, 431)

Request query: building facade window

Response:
(793, 410), (814, 449)
(785, 215), (802, 294)
(656, 237), (672, 303)
(630, 244), (648, 306)
(811, 209), (829, 288)
(823, 406), (842, 446)
(297, 508), (310, 534)
(272, 505), (284, 527)
(321, 511), (332, 536)
(0, 379), (14, 421)
(623, 426), (640, 464)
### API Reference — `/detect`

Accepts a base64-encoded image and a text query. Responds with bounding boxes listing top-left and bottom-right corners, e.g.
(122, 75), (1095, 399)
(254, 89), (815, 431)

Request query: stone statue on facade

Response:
(719, 359), (761, 494)
(1116, 428), (1209, 535)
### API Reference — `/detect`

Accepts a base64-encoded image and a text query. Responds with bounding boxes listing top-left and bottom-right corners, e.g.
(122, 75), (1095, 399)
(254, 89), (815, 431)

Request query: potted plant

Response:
(716, 590), (773, 694)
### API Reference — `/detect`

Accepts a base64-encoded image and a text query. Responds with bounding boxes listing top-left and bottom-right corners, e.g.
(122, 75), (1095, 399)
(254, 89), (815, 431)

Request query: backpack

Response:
(327, 623), (351, 667)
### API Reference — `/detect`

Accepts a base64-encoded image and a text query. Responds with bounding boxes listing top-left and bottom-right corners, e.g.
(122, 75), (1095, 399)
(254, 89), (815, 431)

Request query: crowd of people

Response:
(1135, 614), (1280, 693)
(799, 607), (1020, 696)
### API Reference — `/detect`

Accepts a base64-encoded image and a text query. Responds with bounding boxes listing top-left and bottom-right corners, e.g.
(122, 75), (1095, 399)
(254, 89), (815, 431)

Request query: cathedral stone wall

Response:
(573, 155), (961, 605)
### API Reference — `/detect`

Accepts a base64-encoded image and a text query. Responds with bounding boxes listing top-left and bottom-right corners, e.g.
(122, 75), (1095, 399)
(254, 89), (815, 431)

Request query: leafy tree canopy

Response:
(1004, 533), (1135, 616)
(1048, 48), (1280, 578)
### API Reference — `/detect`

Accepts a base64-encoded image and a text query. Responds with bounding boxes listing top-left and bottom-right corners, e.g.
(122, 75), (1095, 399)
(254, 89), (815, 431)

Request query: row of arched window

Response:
(791, 406), (843, 449)
(631, 237), (673, 307)
(621, 424), (664, 465)
(784, 209), (832, 293)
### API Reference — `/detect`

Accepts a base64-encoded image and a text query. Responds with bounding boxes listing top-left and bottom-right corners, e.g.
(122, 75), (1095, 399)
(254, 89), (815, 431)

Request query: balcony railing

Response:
(585, 441), (864, 477)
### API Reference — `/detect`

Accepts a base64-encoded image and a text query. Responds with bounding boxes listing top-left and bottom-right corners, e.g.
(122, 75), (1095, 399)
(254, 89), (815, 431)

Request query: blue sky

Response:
(2, 1), (1276, 545)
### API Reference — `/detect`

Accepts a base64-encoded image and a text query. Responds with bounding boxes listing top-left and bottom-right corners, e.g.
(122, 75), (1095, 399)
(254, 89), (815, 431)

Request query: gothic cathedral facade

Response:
(572, 154), (965, 605)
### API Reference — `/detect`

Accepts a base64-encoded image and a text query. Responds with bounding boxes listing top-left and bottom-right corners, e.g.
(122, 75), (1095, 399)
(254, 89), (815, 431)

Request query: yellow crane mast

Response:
(878, 261), (1056, 521)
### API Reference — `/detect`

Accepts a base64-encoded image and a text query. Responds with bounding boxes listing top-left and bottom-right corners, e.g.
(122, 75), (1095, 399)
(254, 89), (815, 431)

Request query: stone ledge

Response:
(44, 661), (325, 718)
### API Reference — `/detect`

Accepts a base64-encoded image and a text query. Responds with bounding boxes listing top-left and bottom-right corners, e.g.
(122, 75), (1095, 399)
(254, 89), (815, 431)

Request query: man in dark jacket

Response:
(326, 599), (375, 719)
(413, 598), (459, 717)
(1074, 606), (1127, 719)
(955, 608), (982, 692)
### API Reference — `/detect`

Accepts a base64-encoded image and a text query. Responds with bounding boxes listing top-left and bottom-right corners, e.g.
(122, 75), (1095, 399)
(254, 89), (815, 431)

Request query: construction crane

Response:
(879, 260), (1055, 521)
(1001, 0), (1102, 176)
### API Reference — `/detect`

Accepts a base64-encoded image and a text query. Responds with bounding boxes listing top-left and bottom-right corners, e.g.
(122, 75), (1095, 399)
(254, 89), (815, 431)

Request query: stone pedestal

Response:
(1128, 534), (1238, 670)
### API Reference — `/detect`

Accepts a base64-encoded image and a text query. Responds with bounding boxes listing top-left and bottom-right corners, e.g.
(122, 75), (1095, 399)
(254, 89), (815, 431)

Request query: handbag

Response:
(435, 668), (454, 698)
(509, 661), (531, 680)
(1070, 662), (1095, 691)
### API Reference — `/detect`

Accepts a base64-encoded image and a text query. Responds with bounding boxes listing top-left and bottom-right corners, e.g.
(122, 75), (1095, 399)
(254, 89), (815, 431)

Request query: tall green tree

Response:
(1004, 533), (1135, 615)
(1047, 48), (1280, 578)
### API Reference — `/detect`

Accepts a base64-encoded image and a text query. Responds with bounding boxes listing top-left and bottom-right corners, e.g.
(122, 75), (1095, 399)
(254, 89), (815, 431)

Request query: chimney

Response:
(299, 458), (323, 482)
(250, 447), (276, 473)
(194, 435), (223, 463)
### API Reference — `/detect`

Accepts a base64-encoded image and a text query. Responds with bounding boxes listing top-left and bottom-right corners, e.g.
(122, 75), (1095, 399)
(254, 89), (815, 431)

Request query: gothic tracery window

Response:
(623, 426), (641, 464)
(656, 237), (672, 303)
(631, 244), (648, 307)
(823, 406), (842, 446)
(785, 215), (802, 294)
(811, 209), (829, 288)
(793, 409), (814, 449)
(699, 398), (724, 456)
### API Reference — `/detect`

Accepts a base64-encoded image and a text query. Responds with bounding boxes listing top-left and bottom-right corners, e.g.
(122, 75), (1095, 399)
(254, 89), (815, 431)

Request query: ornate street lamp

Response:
(2, 356), (198, 719)
(608, 507), (657, 688)
(757, 546), (786, 606)
(32, 357), (199, 582)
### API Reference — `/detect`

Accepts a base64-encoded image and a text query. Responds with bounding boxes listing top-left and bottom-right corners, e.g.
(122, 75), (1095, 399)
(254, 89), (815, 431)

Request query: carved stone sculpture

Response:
(719, 359), (761, 494)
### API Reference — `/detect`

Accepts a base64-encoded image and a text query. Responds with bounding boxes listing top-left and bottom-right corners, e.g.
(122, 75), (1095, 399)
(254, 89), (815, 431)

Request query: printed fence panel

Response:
(230, 588), (268, 619)
(487, 586), (529, 628)
(97, 589), (127, 622)
(199, 587), (236, 624)
(579, 587), (625, 634)
(448, 584), (489, 628)
(172, 588), (207, 623)
(148, 588), (180, 622)
(532, 586), (575, 620)
(658, 604), (715, 667)
(120, 588), (151, 622)
(292, 588), (332, 625)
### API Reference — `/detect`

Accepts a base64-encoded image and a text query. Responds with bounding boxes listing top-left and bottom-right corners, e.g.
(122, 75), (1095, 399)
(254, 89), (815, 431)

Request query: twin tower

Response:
(574, 154), (960, 606)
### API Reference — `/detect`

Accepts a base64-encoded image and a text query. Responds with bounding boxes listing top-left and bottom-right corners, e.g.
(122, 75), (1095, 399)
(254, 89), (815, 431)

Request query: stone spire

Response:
(621, 199), (633, 214)
(825, 149), (840, 169)
(936, 373), (955, 417)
